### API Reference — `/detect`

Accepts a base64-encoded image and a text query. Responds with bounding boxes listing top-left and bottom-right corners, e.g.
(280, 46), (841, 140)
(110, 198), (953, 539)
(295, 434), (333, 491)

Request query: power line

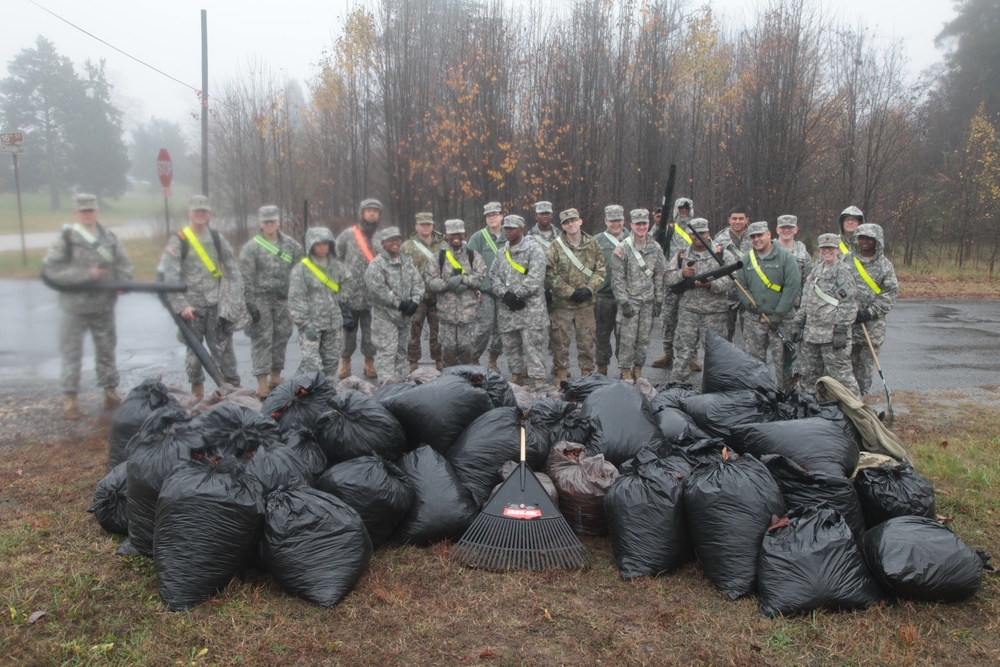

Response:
(28, 0), (201, 94)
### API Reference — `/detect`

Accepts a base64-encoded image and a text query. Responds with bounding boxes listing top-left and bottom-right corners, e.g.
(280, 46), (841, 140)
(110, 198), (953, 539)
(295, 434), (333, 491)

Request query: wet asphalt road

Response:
(1, 279), (998, 393)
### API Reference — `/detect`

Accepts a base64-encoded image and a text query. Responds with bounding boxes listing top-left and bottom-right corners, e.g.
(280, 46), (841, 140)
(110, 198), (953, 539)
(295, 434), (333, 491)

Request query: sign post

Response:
(157, 148), (173, 237)
(2, 132), (27, 265)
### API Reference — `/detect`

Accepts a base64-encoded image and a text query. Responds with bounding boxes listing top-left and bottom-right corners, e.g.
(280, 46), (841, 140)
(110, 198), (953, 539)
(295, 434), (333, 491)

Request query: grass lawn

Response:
(0, 189), (196, 235)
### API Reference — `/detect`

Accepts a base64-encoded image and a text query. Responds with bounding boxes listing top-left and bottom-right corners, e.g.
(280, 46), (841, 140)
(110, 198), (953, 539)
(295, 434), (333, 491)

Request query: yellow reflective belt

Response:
(445, 250), (466, 274)
(301, 257), (340, 292)
(480, 228), (498, 253)
(839, 238), (850, 255)
(253, 235), (293, 263)
(749, 250), (782, 292)
(853, 257), (882, 295)
(672, 224), (692, 244)
(505, 249), (526, 274)
(182, 226), (222, 279)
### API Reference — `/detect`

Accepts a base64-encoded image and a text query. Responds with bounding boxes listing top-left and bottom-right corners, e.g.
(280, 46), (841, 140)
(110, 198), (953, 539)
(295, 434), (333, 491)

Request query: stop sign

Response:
(156, 148), (173, 188)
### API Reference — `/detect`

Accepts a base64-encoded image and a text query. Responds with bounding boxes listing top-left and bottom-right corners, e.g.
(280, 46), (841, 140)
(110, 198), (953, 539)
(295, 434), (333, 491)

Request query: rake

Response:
(450, 426), (590, 571)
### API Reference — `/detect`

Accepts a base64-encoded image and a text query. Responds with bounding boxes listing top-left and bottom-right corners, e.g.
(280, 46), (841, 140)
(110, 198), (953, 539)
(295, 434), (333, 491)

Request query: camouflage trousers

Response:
(372, 311), (409, 384)
(407, 300), (441, 364)
(472, 293), (503, 360)
(742, 316), (794, 390)
(246, 296), (293, 376)
(660, 292), (681, 355)
(342, 309), (375, 358)
(296, 326), (344, 379)
(177, 305), (240, 387)
(594, 295), (619, 367)
(851, 342), (880, 396)
(796, 341), (860, 397)
(617, 302), (656, 369)
(670, 309), (727, 383)
(60, 309), (119, 393)
(550, 306), (596, 374)
(439, 321), (477, 367)
(501, 326), (548, 381)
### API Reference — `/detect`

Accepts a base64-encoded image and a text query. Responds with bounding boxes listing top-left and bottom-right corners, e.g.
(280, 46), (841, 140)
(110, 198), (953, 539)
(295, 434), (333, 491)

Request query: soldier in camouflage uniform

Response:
(838, 206), (864, 256)
(652, 198), (695, 370)
(545, 208), (606, 381)
(43, 193), (133, 419)
(594, 205), (630, 375)
(240, 205), (304, 397)
(336, 198), (382, 379)
(664, 218), (736, 383)
(364, 227), (425, 384)
(425, 219), (487, 367)
(792, 233), (860, 397)
(847, 223), (898, 395)
(611, 209), (667, 381)
(715, 205), (752, 344)
(775, 214), (814, 388)
(287, 227), (352, 378)
(401, 211), (445, 372)
(490, 215), (549, 386)
(469, 201), (505, 370)
(160, 195), (242, 398)
(529, 200), (557, 249)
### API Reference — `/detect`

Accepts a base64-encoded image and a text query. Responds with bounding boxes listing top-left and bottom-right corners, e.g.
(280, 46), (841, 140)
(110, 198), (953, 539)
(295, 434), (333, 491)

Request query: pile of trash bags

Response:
(90, 342), (989, 616)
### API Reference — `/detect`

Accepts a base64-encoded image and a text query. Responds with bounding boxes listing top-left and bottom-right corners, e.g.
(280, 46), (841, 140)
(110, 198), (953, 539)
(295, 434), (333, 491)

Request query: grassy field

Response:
(0, 190), (197, 236)
(0, 391), (996, 666)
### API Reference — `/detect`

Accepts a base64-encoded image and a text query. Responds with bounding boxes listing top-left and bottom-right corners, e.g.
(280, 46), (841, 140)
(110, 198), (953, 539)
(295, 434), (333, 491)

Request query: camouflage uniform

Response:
(777, 226), (814, 389)
(546, 229), (606, 376)
(365, 238), (425, 384)
(847, 223), (898, 394)
(287, 228), (351, 377)
(838, 206), (865, 258)
(240, 230), (303, 377)
(425, 242), (487, 367)
(468, 226), (504, 360)
(43, 218), (133, 394)
(793, 245), (860, 397)
(714, 227), (752, 342)
(595, 227), (630, 371)
(611, 230), (667, 371)
(490, 229), (548, 382)
(400, 225), (445, 367)
(336, 223), (379, 359)
(657, 198), (696, 360)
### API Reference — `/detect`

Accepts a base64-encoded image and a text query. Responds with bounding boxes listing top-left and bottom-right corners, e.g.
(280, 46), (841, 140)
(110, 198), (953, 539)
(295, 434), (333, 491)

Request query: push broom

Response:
(450, 425), (589, 571)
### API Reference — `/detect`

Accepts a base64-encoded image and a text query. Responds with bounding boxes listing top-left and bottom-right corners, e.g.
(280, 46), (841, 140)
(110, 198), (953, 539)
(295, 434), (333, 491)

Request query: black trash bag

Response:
(88, 461), (129, 536)
(663, 438), (729, 473)
(762, 455), (865, 537)
(731, 418), (860, 478)
(260, 371), (336, 434)
(108, 378), (181, 469)
(446, 407), (551, 507)
(242, 429), (327, 494)
(154, 457), (263, 611)
(680, 390), (777, 441)
(861, 516), (984, 602)
(126, 406), (201, 557)
(604, 450), (692, 579)
(442, 365), (517, 408)
(379, 375), (494, 454)
(702, 330), (778, 394)
(684, 451), (786, 599)
(757, 508), (882, 617)
(313, 455), (414, 547)
(655, 407), (708, 445)
(260, 486), (373, 607)
(854, 463), (936, 528)
(193, 402), (282, 459)
(525, 398), (589, 448)
(392, 446), (479, 545)
(774, 392), (845, 422)
(373, 380), (417, 403)
(560, 373), (619, 402)
(582, 384), (663, 467)
(650, 383), (700, 412)
(313, 390), (406, 465)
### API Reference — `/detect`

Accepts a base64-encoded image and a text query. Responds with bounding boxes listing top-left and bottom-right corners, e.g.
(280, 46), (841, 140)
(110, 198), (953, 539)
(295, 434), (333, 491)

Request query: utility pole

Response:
(201, 9), (209, 196)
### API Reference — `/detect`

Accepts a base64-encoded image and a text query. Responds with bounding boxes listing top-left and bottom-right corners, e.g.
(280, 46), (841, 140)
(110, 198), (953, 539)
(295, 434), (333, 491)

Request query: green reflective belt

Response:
(253, 235), (293, 263)
(626, 237), (653, 278)
(301, 257), (340, 292)
(556, 236), (593, 277)
(480, 228), (498, 253)
(813, 283), (839, 307)
(72, 223), (115, 263)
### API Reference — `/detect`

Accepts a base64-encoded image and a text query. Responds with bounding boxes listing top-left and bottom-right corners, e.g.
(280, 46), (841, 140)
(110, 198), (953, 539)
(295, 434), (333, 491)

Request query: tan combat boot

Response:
(337, 357), (352, 379)
(619, 368), (634, 381)
(651, 354), (672, 369)
(580, 367), (593, 377)
(256, 375), (270, 399)
(103, 387), (122, 411)
(596, 364), (608, 376)
(555, 370), (570, 384)
(633, 365), (643, 380)
(435, 360), (443, 371)
(409, 361), (418, 373)
(487, 353), (500, 373)
(63, 393), (80, 420)
(364, 356), (377, 379)
(510, 373), (525, 386)
(191, 383), (205, 400)
(268, 371), (283, 388)
(690, 358), (702, 372)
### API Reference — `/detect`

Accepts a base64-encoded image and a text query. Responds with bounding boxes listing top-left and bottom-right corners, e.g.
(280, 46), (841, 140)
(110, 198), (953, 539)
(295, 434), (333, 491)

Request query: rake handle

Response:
(519, 426), (527, 492)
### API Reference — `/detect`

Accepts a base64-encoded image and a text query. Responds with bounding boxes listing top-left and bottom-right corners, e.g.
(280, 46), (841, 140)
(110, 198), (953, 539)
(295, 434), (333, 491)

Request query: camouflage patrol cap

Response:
(189, 195), (211, 211)
(502, 215), (525, 229)
(379, 226), (403, 242)
(559, 208), (581, 224)
(359, 198), (383, 215)
(534, 201), (553, 214)
(74, 193), (98, 211)
(258, 205), (280, 222)
(776, 215), (798, 228)
(484, 202), (502, 215)
(747, 221), (770, 236)
(604, 205), (624, 221)
(415, 211), (434, 225)
(629, 209), (650, 224)
(689, 217), (710, 233)
(444, 219), (466, 235)
(817, 233), (840, 248)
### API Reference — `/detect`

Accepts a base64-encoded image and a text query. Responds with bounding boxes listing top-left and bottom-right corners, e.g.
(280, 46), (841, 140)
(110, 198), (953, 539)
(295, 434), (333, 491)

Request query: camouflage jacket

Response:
(425, 243), (486, 324)
(780, 240), (813, 308)
(664, 246), (738, 314)
(364, 250), (425, 326)
(735, 244), (801, 318)
(335, 224), (379, 310)
(489, 234), (548, 333)
(610, 236), (667, 307)
(847, 223), (897, 345)
(43, 222), (133, 314)
(161, 225), (239, 312)
(545, 232), (606, 310)
(794, 260), (857, 344)
(595, 230), (630, 296)
(288, 229), (351, 332)
(529, 225), (556, 250)
(467, 227), (504, 294)
(714, 228), (752, 259)
(239, 231), (304, 302)
(401, 231), (445, 301)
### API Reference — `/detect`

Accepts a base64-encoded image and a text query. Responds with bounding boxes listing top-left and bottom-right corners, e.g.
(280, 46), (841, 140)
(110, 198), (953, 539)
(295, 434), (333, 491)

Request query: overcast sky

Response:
(3, 0), (957, 134)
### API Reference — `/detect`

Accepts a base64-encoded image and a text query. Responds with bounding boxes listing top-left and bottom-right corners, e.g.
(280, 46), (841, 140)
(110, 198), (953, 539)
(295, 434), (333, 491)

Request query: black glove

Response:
(570, 287), (592, 303)
(446, 275), (464, 291)
(620, 301), (636, 318)
(246, 303), (261, 324)
(218, 317), (234, 334)
(854, 308), (874, 324)
(502, 291), (520, 310)
(399, 300), (419, 316)
(653, 302), (663, 318)
(545, 288), (553, 307)
(832, 324), (848, 349)
(340, 305), (357, 332)
(767, 314), (783, 333)
(427, 297), (437, 309)
(301, 326), (318, 342)
(790, 326), (803, 344)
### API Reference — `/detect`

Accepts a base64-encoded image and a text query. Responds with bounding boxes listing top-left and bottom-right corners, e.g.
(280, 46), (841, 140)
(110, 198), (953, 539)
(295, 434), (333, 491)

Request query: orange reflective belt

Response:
(353, 225), (375, 263)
